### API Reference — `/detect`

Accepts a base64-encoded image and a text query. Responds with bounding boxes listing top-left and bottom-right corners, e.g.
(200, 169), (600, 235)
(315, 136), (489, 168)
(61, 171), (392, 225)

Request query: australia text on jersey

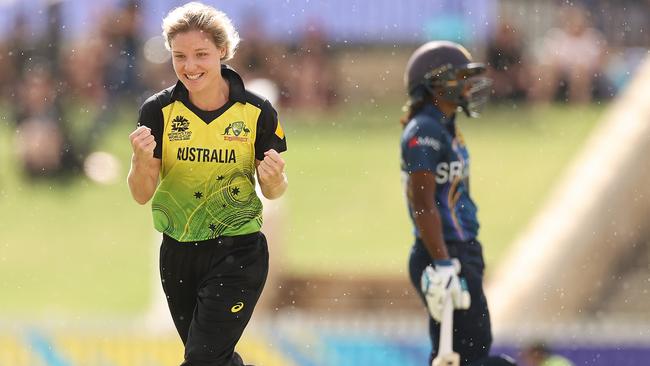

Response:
(177, 147), (237, 163)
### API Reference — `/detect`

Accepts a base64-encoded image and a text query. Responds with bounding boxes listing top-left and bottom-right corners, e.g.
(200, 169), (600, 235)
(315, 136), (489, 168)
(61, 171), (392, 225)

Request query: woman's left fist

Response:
(257, 149), (285, 185)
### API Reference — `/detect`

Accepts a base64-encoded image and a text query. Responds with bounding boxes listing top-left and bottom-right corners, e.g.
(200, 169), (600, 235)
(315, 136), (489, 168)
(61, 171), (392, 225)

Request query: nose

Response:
(184, 57), (197, 72)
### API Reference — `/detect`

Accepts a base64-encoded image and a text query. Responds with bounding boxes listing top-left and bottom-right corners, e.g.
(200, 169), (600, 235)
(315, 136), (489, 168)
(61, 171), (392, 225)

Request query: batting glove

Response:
(421, 259), (471, 322)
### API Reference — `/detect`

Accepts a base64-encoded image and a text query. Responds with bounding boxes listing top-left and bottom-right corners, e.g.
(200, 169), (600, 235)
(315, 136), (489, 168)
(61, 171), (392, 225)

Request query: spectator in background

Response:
(287, 22), (337, 110)
(100, 0), (143, 100)
(3, 11), (50, 101)
(528, 4), (606, 104)
(57, 0), (145, 162)
(486, 21), (528, 101)
(62, 36), (108, 105)
(62, 1), (143, 104)
(521, 343), (574, 366)
(232, 11), (274, 81)
(9, 0), (143, 180)
(14, 63), (80, 178)
(231, 10), (289, 108)
(10, 2), (81, 179)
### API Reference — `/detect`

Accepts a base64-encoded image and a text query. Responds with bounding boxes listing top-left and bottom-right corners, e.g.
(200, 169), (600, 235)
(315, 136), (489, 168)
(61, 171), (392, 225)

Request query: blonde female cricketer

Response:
(128, 3), (287, 365)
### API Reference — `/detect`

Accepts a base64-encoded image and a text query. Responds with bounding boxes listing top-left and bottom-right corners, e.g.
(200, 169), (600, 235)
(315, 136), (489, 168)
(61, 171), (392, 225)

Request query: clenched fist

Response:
(257, 149), (285, 186)
(129, 125), (156, 159)
(127, 125), (161, 204)
(256, 149), (287, 199)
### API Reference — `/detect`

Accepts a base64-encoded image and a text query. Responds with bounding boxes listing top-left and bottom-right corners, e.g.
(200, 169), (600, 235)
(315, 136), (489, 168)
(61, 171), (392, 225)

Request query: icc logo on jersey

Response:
(168, 115), (192, 141)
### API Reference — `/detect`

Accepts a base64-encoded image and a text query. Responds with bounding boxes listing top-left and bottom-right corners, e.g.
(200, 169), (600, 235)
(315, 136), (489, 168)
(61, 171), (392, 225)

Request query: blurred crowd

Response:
(0, 0), (145, 179)
(0, 0), (648, 180)
(0, 1), (339, 180)
(486, 1), (649, 105)
(486, 3), (613, 105)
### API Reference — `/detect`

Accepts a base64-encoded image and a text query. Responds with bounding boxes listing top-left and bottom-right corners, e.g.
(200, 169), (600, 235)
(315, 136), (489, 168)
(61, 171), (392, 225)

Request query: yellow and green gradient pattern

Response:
(153, 101), (264, 242)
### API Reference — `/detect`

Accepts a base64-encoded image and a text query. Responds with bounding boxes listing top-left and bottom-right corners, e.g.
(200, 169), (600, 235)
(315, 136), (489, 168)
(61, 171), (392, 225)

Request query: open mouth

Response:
(185, 73), (204, 81)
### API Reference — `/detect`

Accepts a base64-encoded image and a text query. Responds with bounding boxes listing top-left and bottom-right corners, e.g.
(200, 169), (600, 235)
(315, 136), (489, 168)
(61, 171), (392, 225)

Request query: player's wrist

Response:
(132, 151), (153, 163)
(260, 174), (288, 199)
(263, 173), (287, 188)
(432, 259), (453, 267)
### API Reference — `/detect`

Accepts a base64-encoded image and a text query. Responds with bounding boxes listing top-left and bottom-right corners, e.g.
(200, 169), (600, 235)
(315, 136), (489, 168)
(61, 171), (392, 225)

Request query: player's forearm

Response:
(413, 206), (449, 260)
(128, 170), (158, 204)
(259, 173), (288, 200)
(127, 155), (160, 204)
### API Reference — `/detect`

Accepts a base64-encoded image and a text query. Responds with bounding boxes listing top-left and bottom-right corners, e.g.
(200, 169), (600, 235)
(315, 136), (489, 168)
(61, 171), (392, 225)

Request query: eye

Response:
(197, 52), (208, 57)
(174, 54), (186, 60)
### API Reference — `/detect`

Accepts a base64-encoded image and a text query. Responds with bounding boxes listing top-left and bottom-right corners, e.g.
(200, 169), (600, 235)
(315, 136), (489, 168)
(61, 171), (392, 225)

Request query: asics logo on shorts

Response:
(230, 301), (244, 313)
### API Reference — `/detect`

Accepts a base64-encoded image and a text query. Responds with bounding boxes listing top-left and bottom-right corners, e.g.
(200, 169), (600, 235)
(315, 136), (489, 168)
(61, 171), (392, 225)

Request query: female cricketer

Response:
(127, 2), (287, 365)
(400, 41), (515, 366)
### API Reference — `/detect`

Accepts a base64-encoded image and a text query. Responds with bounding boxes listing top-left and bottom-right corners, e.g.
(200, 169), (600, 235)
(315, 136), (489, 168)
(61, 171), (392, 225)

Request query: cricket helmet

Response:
(404, 40), (491, 117)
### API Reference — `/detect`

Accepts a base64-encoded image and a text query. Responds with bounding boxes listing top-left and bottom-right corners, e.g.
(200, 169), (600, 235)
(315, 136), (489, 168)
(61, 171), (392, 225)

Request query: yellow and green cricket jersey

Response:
(137, 65), (287, 242)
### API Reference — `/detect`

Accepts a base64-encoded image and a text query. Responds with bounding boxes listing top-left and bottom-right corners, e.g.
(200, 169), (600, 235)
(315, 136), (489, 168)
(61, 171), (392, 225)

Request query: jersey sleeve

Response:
(137, 95), (164, 159)
(254, 100), (287, 161)
(402, 120), (444, 174)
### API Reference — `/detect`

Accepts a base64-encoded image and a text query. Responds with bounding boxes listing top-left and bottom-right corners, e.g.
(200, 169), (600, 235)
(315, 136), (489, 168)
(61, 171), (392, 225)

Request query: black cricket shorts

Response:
(409, 238), (493, 365)
(160, 232), (269, 366)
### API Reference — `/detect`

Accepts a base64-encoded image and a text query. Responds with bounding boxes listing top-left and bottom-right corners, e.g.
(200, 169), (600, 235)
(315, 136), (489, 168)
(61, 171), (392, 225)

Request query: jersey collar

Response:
(421, 103), (456, 125)
(170, 64), (247, 104)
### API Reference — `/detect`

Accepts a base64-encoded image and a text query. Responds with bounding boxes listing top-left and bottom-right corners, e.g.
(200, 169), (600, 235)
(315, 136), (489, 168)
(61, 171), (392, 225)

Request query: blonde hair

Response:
(162, 2), (240, 61)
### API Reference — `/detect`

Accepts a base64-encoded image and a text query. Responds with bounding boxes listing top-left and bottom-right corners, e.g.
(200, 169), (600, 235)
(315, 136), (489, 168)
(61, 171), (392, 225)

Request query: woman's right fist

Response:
(129, 126), (156, 157)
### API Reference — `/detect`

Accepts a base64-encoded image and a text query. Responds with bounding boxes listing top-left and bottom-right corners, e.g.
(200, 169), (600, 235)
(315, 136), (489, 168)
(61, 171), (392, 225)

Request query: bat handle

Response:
(439, 295), (454, 355)
(432, 295), (459, 366)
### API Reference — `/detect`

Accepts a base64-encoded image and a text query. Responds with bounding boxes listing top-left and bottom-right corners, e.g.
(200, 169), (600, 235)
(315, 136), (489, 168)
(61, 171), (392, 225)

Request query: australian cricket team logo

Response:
(223, 121), (250, 142)
(168, 115), (192, 141)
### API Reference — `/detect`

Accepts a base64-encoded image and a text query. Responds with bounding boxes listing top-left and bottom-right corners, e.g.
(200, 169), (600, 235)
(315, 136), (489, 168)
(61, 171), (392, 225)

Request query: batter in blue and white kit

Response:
(400, 41), (515, 366)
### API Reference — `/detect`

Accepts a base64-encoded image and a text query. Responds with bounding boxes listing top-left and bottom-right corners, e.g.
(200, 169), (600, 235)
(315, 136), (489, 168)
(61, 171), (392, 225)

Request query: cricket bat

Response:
(432, 295), (460, 366)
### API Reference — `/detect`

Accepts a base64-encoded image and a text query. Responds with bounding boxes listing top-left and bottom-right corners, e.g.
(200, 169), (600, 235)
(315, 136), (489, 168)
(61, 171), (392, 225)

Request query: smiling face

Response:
(170, 30), (225, 95)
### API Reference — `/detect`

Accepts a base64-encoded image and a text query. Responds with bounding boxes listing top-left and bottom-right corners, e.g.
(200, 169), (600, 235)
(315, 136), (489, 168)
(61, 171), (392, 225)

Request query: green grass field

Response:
(0, 101), (605, 315)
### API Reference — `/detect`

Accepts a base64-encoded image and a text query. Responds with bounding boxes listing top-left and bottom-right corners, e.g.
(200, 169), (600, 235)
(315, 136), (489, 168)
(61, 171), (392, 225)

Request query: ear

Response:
(219, 47), (226, 59)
